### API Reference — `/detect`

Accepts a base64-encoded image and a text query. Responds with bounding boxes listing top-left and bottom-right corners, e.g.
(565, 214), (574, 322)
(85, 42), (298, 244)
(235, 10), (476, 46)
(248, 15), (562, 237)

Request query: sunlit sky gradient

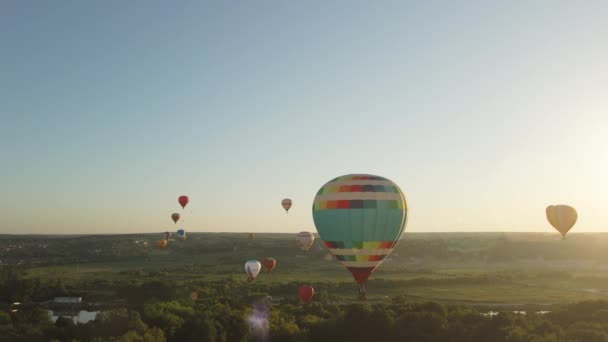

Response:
(1, 1), (608, 234)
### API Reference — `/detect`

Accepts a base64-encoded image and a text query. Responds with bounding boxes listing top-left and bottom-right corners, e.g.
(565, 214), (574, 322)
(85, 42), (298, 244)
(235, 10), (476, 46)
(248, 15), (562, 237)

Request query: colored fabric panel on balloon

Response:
(350, 200), (364, 208)
(363, 200), (377, 208)
(325, 241), (398, 250)
(335, 255), (386, 262)
(317, 182), (400, 194)
(362, 241), (381, 249)
(352, 241), (364, 249)
(324, 241), (337, 248)
(313, 200), (405, 210)
(337, 200), (350, 209)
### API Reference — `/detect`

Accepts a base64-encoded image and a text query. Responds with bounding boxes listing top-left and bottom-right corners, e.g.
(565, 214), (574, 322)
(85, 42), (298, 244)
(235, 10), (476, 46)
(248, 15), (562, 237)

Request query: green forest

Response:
(2, 232), (608, 341)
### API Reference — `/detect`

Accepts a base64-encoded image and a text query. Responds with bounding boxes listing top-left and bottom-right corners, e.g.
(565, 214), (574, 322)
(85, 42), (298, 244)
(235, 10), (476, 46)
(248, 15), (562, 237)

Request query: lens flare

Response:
(246, 300), (270, 341)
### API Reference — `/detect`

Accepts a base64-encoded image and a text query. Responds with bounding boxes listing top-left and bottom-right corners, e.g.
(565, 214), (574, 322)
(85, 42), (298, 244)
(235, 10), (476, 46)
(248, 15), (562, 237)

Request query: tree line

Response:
(2, 267), (608, 342)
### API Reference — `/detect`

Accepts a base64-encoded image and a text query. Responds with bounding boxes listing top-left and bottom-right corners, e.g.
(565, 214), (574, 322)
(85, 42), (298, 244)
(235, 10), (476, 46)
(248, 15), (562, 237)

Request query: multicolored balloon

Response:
(261, 257), (277, 272)
(546, 205), (577, 239)
(296, 231), (315, 251)
(171, 213), (180, 224)
(245, 260), (261, 281)
(282, 198), (292, 213)
(299, 285), (314, 304)
(177, 229), (186, 241)
(163, 231), (171, 240)
(178, 195), (189, 209)
(312, 174), (407, 300)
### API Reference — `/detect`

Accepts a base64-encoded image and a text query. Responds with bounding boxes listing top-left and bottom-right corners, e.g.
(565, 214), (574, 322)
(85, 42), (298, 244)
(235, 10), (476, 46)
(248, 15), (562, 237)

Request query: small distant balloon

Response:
(296, 231), (315, 251)
(245, 260), (262, 281)
(546, 205), (577, 239)
(282, 199), (292, 213)
(248, 233), (254, 240)
(299, 285), (314, 304)
(177, 229), (186, 241)
(261, 257), (277, 272)
(163, 231), (171, 240)
(179, 196), (189, 209)
(171, 213), (180, 224)
(156, 239), (167, 250)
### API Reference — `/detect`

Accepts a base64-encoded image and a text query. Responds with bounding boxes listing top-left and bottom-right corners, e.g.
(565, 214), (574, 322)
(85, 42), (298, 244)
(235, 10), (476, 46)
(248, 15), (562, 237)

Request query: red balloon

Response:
(299, 285), (314, 304)
(178, 196), (189, 209)
(171, 213), (180, 224)
(261, 257), (277, 272)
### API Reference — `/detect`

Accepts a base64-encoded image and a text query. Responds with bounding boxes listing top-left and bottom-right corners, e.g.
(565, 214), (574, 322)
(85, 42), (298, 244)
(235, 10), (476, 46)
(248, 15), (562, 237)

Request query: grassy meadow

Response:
(2, 232), (608, 308)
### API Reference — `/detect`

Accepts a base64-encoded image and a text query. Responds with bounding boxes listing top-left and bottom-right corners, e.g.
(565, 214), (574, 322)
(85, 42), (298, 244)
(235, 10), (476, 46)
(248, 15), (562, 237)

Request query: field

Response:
(3, 232), (608, 309)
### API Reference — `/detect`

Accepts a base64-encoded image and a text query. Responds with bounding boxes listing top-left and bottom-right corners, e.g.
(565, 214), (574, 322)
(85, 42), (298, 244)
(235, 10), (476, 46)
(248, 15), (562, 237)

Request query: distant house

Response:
(48, 309), (98, 324)
(53, 297), (82, 304)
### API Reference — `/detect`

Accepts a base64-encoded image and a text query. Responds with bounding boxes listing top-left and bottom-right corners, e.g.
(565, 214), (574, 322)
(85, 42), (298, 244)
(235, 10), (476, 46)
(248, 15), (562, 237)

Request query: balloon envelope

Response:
(296, 231), (315, 251)
(546, 205), (577, 238)
(299, 285), (314, 304)
(171, 213), (180, 224)
(156, 239), (167, 249)
(178, 196), (189, 209)
(282, 199), (292, 212)
(245, 260), (262, 281)
(248, 233), (254, 240)
(261, 257), (277, 272)
(177, 229), (186, 240)
(312, 174), (407, 285)
(163, 231), (171, 240)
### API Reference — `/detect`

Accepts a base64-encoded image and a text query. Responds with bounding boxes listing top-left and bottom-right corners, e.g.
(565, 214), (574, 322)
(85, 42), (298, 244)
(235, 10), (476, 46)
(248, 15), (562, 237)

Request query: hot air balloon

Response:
(171, 213), (180, 224)
(178, 196), (189, 209)
(156, 239), (167, 249)
(248, 233), (254, 240)
(163, 231), (171, 240)
(245, 260), (262, 281)
(299, 285), (314, 304)
(312, 174), (407, 300)
(177, 229), (186, 241)
(261, 257), (277, 272)
(546, 205), (577, 239)
(282, 199), (292, 213)
(296, 231), (315, 251)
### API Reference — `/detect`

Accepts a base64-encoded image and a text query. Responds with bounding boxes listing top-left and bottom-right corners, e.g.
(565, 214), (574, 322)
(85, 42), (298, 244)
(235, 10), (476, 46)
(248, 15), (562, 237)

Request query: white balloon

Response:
(245, 260), (262, 280)
(296, 231), (315, 251)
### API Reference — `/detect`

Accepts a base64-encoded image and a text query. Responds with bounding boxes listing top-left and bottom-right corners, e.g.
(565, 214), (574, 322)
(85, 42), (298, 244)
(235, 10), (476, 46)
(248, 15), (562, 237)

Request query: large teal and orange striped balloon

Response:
(312, 174), (408, 288)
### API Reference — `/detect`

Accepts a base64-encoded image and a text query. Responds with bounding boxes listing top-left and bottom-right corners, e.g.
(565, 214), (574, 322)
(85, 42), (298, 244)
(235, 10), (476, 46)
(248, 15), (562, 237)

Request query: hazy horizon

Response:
(2, 1), (607, 234)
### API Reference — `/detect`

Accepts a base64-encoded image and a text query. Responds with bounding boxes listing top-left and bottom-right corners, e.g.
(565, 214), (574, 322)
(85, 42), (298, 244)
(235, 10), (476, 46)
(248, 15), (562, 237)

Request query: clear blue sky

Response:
(1, 1), (607, 234)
